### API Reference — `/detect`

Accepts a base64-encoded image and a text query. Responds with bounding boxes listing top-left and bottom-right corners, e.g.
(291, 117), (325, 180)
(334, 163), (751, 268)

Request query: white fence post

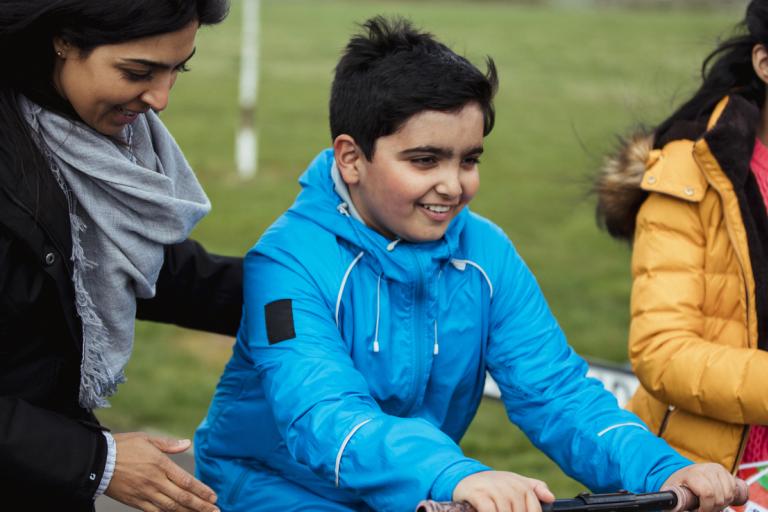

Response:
(236, 0), (260, 178)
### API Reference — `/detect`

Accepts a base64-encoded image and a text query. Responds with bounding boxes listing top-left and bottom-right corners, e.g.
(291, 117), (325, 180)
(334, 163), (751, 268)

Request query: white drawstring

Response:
(337, 202), (350, 216)
(386, 238), (401, 251)
(433, 320), (439, 355)
(373, 274), (382, 353)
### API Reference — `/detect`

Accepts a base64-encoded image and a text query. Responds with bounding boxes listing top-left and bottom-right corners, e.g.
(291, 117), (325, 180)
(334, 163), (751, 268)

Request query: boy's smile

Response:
(336, 102), (484, 242)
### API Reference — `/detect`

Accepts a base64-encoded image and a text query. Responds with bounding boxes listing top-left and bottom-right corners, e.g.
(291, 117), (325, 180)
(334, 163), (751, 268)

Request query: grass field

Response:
(97, 0), (744, 497)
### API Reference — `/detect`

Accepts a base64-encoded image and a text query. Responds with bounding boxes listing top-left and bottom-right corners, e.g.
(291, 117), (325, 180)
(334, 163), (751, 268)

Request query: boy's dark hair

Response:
(330, 16), (498, 160)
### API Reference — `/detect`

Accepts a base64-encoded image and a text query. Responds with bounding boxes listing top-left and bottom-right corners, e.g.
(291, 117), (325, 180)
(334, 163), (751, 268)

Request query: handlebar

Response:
(415, 483), (750, 512)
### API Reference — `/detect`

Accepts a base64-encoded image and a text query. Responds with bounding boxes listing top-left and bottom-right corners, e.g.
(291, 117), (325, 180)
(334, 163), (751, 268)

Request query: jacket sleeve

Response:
(0, 396), (107, 501)
(244, 251), (489, 511)
(136, 239), (243, 336)
(629, 192), (768, 425)
(486, 240), (691, 493)
(0, 228), (107, 501)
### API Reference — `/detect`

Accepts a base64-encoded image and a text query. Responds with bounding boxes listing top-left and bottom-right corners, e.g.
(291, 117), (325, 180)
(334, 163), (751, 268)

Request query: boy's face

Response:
(339, 102), (484, 242)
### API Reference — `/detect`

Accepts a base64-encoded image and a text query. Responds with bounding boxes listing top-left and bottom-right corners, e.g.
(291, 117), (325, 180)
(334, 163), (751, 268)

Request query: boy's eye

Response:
(463, 156), (481, 166)
(410, 156), (437, 166)
(175, 63), (191, 73)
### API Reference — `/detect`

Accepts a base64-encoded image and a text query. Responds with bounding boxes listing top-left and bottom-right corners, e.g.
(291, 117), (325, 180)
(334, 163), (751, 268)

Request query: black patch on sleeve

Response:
(265, 299), (296, 344)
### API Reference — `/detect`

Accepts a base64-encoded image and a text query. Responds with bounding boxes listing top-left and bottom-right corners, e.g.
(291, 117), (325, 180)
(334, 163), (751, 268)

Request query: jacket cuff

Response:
(74, 425), (109, 501)
(430, 459), (491, 502)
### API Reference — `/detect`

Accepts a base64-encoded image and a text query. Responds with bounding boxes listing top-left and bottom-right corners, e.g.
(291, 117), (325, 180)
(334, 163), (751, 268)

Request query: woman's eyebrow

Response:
(120, 47), (197, 70)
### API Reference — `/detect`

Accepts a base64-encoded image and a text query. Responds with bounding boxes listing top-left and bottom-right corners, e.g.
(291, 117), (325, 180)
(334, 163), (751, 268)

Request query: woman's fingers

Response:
(106, 432), (219, 512)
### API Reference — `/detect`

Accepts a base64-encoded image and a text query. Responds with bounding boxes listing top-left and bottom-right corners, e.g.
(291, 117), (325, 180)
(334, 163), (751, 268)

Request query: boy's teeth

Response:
(423, 204), (450, 213)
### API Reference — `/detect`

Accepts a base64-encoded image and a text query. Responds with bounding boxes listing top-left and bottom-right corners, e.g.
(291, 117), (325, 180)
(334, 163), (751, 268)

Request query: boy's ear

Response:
(753, 44), (768, 85)
(333, 134), (364, 185)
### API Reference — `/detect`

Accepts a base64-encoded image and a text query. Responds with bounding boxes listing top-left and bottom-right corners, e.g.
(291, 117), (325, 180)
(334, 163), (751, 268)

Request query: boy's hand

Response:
(662, 463), (746, 512)
(453, 470), (555, 512)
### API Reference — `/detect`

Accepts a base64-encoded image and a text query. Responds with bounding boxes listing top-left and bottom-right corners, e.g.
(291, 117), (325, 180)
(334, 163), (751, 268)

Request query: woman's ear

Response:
(752, 44), (768, 85)
(52, 36), (70, 58)
(333, 134), (363, 185)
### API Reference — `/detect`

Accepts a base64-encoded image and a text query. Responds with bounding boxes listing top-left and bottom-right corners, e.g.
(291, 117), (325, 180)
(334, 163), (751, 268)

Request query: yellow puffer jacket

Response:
(596, 95), (768, 472)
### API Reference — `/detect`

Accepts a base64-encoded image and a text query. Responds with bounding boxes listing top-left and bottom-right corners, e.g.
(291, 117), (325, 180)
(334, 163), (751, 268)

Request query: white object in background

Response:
(236, 0), (260, 178)
(483, 359), (639, 409)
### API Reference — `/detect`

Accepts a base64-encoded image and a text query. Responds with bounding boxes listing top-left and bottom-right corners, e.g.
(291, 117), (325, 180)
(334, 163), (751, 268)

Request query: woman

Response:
(0, 1), (240, 511)
(596, 0), (768, 488)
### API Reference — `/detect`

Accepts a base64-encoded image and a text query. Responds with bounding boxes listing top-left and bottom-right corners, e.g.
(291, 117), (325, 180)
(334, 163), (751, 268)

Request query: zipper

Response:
(732, 425), (749, 473)
(402, 247), (426, 416)
(657, 404), (676, 437)
(226, 465), (250, 505)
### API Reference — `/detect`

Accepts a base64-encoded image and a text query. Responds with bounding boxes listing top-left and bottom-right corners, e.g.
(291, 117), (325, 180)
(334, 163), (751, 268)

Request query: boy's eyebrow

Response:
(120, 47), (197, 70)
(399, 145), (484, 158)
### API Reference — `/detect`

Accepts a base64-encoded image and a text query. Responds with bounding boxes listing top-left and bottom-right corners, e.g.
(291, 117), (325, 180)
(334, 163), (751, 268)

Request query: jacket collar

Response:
(699, 95), (760, 189)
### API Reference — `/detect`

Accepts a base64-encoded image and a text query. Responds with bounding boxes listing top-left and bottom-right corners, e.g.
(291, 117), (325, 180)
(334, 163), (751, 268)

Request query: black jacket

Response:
(0, 128), (243, 510)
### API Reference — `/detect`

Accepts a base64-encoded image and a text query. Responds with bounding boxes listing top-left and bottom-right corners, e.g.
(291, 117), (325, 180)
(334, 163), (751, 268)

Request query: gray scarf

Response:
(20, 96), (211, 409)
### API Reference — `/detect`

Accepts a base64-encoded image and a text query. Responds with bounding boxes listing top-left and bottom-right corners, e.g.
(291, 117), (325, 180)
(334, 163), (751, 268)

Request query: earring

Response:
(55, 50), (63, 57)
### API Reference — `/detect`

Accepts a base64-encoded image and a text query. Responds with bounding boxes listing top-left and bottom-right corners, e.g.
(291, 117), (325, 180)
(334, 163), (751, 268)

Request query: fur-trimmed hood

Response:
(594, 131), (655, 241)
(596, 94), (761, 242)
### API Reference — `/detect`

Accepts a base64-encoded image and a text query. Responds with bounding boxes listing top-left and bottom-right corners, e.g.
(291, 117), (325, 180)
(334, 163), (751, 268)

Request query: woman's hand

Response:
(453, 470), (555, 512)
(105, 432), (219, 512)
(662, 463), (746, 512)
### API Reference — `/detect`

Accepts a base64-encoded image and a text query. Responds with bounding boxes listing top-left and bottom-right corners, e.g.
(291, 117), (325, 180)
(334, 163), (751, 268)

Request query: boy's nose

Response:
(435, 171), (462, 197)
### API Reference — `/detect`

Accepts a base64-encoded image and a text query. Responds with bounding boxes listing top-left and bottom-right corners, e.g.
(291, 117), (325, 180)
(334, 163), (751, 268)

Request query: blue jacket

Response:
(195, 149), (691, 511)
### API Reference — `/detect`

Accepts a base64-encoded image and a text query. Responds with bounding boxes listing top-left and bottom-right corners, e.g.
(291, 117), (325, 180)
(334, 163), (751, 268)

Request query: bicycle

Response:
(416, 483), (750, 512)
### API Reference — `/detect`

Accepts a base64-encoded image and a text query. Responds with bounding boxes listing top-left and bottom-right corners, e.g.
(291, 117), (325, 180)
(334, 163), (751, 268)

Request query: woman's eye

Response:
(121, 70), (153, 82)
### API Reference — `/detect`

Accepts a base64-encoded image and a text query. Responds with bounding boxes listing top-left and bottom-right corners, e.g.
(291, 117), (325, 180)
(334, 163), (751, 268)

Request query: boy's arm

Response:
(244, 251), (489, 510)
(485, 240), (691, 493)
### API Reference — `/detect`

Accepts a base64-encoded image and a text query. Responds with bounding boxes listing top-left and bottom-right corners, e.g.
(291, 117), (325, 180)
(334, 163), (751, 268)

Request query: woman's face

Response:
(52, 20), (199, 137)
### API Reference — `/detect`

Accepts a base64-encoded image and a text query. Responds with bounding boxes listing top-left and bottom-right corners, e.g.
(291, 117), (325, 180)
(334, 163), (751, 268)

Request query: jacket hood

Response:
(286, 149), (468, 282)
(595, 95), (761, 242)
(594, 131), (655, 241)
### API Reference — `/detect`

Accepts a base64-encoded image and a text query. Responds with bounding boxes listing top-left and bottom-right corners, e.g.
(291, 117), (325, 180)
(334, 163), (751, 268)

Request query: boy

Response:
(195, 17), (740, 512)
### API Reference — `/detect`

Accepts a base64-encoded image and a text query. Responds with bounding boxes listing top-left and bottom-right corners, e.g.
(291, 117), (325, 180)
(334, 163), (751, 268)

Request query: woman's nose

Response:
(140, 77), (173, 112)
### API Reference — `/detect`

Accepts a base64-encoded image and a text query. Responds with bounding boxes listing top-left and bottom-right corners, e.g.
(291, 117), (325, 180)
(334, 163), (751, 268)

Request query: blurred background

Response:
(97, 0), (747, 498)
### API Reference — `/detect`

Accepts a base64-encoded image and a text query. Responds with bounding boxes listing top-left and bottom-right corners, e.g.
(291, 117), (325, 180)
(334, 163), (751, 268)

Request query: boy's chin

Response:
(398, 229), (448, 243)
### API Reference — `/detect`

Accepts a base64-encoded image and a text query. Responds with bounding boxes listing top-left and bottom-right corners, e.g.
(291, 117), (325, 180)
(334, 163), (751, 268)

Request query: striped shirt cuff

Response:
(95, 431), (116, 497)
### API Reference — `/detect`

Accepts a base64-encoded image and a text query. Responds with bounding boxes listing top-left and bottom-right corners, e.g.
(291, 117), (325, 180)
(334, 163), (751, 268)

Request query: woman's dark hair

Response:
(0, 0), (229, 203)
(330, 16), (498, 160)
(654, 0), (768, 144)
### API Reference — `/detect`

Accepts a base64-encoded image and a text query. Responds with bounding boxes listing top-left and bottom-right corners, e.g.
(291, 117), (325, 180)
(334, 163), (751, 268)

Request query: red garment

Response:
(742, 138), (768, 464)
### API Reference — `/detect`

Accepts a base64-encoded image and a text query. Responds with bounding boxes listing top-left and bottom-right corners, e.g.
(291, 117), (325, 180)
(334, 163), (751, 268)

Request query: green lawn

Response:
(97, 0), (743, 497)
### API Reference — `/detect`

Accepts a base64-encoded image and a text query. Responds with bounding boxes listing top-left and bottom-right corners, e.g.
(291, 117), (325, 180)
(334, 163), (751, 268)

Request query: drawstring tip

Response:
(433, 344), (439, 356)
(373, 340), (380, 353)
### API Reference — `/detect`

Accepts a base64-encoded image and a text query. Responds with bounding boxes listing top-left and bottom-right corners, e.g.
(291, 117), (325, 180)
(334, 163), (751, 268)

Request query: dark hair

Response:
(654, 0), (768, 144)
(330, 16), (498, 160)
(0, 0), (229, 204)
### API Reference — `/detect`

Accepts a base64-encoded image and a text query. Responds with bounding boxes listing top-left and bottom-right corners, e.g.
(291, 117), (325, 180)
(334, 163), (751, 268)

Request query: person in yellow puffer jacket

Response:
(595, 0), (768, 482)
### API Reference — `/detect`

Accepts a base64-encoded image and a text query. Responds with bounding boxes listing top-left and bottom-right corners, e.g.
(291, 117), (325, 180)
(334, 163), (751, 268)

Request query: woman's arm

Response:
(136, 239), (243, 336)
(629, 192), (768, 425)
(0, 396), (107, 501)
